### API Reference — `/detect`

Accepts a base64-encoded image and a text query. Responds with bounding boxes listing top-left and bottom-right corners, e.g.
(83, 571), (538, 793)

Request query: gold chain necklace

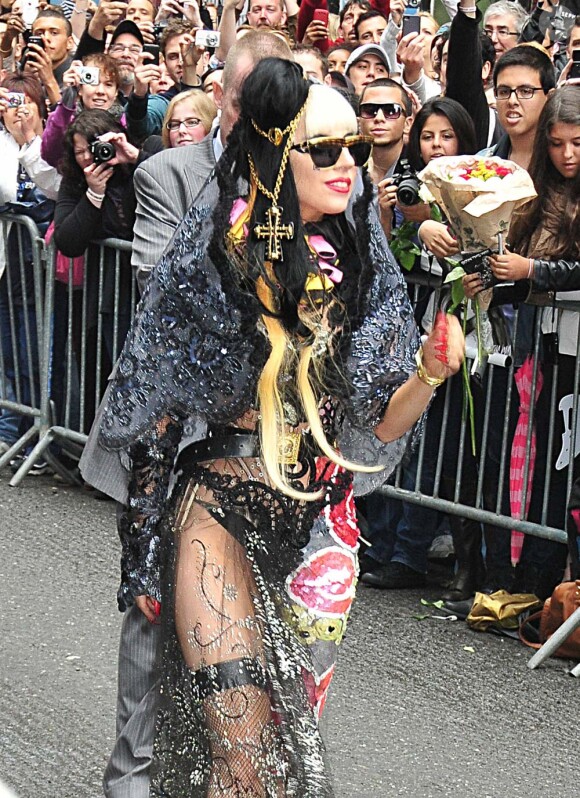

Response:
(247, 102), (307, 261)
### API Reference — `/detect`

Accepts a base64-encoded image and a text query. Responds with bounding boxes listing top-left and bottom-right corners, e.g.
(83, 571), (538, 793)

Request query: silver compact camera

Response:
(78, 66), (100, 86)
(7, 91), (26, 107)
(195, 30), (220, 48)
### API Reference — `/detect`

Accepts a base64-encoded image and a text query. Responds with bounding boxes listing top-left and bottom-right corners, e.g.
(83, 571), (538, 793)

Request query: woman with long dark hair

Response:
(410, 97), (478, 261)
(54, 109), (140, 430)
(94, 59), (464, 795)
(467, 85), (580, 598)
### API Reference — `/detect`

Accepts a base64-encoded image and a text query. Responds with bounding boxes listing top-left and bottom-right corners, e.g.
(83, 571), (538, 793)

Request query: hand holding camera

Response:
(302, 17), (329, 46)
(389, 0), (407, 28)
(181, 32), (204, 76)
(94, 131), (140, 166)
(21, 36), (61, 104)
(134, 50), (162, 98)
(0, 88), (40, 145)
(63, 59), (84, 88)
(183, 1), (204, 29)
(140, 20), (158, 45)
(3, 7), (26, 52)
(84, 160), (114, 198)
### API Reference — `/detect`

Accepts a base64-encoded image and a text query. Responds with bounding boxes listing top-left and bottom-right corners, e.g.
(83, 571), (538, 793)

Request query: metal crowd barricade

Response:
(2, 228), (578, 552)
(7, 234), (137, 487)
(380, 272), (577, 547)
(0, 213), (51, 479)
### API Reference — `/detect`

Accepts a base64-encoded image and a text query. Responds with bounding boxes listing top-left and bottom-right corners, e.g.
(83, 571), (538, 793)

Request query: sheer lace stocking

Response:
(173, 477), (287, 796)
(204, 684), (284, 797)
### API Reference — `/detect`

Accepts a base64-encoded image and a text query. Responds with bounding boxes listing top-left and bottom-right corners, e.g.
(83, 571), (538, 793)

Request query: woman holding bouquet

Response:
(93, 59), (465, 795)
(466, 84), (580, 598)
(404, 99), (518, 602)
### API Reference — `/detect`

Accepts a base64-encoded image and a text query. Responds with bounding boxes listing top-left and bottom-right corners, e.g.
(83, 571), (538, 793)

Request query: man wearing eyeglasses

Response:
(76, 13), (145, 98)
(483, 0), (528, 57)
(483, 43), (556, 170)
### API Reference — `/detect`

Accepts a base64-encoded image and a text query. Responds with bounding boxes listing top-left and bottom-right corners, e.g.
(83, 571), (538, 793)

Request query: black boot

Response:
(440, 479), (485, 602)
(482, 525), (514, 593)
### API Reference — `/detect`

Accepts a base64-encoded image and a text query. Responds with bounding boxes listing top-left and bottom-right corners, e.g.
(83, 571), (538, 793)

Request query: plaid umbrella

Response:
(510, 356), (544, 565)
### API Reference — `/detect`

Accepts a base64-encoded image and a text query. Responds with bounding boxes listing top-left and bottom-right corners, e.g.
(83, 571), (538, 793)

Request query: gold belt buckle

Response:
(279, 431), (301, 465)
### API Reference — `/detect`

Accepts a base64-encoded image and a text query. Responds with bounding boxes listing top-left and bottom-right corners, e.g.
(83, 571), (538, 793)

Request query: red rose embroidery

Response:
(287, 546), (357, 617)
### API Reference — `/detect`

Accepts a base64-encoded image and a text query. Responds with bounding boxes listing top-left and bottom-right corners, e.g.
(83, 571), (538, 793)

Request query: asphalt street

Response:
(1, 473), (578, 798)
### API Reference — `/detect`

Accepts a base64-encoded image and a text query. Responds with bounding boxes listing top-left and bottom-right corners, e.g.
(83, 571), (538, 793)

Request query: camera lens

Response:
(90, 140), (115, 165)
(396, 177), (421, 207)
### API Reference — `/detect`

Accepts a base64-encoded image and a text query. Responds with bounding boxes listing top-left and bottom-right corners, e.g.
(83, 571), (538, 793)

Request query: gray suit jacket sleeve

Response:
(131, 133), (217, 293)
(80, 133), (218, 501)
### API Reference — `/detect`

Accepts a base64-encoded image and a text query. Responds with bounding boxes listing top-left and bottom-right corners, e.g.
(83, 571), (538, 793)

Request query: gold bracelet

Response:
(415, 347), (445, 388)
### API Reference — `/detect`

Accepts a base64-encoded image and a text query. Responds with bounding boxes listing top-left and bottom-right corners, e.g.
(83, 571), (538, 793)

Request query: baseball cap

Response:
(110, 20), (145, 47)
(345, 43), (391, 75)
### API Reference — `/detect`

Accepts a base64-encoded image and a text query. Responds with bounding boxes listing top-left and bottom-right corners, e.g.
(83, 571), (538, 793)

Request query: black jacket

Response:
(446, 10), (501, 153)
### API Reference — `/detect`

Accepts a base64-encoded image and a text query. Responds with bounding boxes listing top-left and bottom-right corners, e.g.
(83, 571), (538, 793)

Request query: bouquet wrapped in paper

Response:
(418, 156), (537, 384)
(418, 155), (537, 258)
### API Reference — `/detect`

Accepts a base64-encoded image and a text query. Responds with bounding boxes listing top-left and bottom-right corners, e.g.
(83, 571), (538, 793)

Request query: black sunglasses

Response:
(291, 134), (373, 168)
(359, 102), (404, 120)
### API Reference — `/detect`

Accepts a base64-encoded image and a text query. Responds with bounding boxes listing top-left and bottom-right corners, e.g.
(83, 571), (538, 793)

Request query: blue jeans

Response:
(0, 290), (40, 446)
(362, 444), (440, 574)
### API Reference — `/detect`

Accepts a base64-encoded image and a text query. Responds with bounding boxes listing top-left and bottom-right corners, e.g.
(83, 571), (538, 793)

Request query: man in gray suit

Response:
(96, 30), (293, 798)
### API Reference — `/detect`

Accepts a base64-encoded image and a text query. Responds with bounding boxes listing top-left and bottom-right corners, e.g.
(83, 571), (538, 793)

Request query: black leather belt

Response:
(175, 433), (260, 472)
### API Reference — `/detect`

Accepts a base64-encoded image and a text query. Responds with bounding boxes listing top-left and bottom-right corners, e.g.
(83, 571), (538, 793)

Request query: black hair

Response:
(209, 56), (374, 343)
(480, 31), (496, 70)
(33, 8), (72, 37)
(406, 97), (477, 171)
(493, 44), (556, 91)
(359, 77), (412, 116)
(210, 58), (312, 332)
(354, 9), (387, 41)
(339, 0), (372, 27)
(60, 109), (127, 188)
(510, 85), (580, 259)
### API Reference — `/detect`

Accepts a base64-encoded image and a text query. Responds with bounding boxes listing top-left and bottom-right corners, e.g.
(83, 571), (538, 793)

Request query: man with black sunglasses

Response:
(357, 77), (412, 238)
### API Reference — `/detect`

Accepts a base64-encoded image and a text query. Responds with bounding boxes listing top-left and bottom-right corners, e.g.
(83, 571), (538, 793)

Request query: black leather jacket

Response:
(533, 259), (580, 292)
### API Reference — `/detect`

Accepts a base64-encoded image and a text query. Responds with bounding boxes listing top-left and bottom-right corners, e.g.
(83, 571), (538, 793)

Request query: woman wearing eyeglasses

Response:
(95, 59), (464, 795)
(161, 88), (217, 148)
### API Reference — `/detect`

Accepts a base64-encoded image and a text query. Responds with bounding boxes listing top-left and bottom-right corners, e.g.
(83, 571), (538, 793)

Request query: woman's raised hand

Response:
(421, 311), (464, 382)
(97, 131), (140, 165)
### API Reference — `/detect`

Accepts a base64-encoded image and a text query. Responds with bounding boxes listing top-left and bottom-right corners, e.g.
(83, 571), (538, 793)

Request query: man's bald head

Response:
(217, 30), (294, 142)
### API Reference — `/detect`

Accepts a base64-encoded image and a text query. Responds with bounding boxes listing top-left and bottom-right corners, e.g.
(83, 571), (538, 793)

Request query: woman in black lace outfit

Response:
(97, 59), (464, 796)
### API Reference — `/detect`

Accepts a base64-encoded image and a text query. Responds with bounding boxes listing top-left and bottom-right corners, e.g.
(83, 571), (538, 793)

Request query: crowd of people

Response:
(0, 0), (579, 794)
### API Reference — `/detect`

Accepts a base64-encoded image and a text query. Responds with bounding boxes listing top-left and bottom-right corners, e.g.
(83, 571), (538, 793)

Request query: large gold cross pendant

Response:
(254, 205), (294, 261)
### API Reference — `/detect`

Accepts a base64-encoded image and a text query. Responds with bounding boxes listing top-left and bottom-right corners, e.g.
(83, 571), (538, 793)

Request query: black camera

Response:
(89, 139), (115, 165)
(391, 159), (421, 207)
